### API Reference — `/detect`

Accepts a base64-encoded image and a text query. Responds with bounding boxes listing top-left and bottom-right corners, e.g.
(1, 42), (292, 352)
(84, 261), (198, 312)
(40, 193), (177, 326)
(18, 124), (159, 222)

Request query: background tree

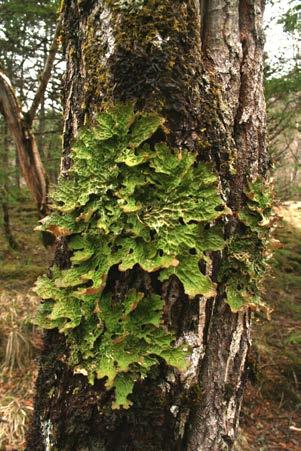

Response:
(0, 0), (63, 223)
(264, 0), (301, 199)
(27, 1), (269, 450)
(0, 119), (18, 249)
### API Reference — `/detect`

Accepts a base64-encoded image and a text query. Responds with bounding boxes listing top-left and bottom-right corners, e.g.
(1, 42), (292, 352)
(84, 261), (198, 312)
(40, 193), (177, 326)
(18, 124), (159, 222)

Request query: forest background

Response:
(0, 0), (300, 449)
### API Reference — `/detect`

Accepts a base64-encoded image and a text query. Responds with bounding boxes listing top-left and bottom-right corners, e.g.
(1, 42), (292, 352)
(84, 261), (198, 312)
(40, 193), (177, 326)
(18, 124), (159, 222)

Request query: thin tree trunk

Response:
(0, 15), (62, 216)
(37, 97), (46, 162)
(15, 149), (20, 191)
(27, 1), (268, 450)
(2, 202), (18, 250)
(1, 124), (18, 249)
(0, 71), (49, 216)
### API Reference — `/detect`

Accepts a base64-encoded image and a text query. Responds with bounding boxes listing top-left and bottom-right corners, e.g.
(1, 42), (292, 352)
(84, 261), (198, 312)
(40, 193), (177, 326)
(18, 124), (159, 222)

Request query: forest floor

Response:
(238, 201), (301, 450)
(0, 200), (300, 450)
(0, 201), (53, 450)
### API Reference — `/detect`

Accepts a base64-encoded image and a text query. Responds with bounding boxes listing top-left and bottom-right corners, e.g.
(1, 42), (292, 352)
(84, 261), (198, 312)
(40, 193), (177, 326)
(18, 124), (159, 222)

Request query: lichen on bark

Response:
(34, 103), (230, 409)
(27, 1), (270, 450)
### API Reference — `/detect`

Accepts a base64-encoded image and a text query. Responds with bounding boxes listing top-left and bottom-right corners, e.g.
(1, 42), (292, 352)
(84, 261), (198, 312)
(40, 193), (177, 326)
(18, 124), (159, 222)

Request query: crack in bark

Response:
(27, 1), (267, 449)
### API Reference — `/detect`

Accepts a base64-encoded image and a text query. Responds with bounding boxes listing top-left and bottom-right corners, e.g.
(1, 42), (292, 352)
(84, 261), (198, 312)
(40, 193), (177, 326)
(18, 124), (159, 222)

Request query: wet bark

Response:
(27, 1), (268, 450)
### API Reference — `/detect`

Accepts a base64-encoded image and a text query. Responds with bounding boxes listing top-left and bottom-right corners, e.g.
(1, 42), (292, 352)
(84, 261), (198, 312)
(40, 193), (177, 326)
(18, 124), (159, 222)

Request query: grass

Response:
(0, 198), (53, 450)
(240, 202), (301, 450)
(0, 395), (30, 450)
(0, 291), (41, 450)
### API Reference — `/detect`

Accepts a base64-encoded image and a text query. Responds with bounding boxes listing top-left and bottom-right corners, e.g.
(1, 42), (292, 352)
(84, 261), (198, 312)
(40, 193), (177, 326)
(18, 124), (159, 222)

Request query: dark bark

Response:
(27, 1), (268, 450)
(1, 125), (18, 250)
(1, 201), (18, 250)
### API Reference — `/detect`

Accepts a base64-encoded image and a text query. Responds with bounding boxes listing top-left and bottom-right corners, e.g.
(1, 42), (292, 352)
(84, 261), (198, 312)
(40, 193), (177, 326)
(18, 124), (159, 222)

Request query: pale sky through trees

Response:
(264, 0), (300, 72)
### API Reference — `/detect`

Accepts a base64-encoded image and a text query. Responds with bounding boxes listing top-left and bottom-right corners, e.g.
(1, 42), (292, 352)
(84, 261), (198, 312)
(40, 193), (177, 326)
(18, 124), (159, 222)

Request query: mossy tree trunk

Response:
(27, 1), (268, 450)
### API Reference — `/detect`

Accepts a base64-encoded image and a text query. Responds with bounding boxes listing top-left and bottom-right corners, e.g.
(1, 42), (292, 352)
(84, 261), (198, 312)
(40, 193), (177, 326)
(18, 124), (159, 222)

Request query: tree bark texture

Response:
(27, 1), (268, 450)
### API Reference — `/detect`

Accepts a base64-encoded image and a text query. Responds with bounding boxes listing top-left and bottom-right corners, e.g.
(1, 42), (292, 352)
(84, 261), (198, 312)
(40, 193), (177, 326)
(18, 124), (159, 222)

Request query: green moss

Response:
(34, 103), (229, 408)
(80, 0), (203, 138)
(220, 179), (275, 312)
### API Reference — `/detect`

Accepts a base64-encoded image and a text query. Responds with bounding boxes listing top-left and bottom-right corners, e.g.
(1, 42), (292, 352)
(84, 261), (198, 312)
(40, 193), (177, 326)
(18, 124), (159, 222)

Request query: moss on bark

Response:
(27, 1), (269, 450)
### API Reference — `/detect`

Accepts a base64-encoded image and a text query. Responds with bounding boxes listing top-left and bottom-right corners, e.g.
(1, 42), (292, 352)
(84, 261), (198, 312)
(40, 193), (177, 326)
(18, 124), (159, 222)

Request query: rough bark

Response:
(184, 1), (267, 448)
(27, 1), (268, 450)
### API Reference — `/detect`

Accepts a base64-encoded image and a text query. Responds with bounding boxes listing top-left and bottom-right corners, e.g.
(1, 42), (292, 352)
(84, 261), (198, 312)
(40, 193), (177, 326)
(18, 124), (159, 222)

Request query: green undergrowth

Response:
(272, 219), (301, 293)
(238, 205), (301, 449)
(254, 204), (301, 406)
(0, 199), (52, 292)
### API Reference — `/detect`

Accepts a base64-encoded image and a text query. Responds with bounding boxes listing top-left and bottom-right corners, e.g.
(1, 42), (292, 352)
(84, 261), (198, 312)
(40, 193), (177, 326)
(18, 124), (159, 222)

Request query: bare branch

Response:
(27, 15), (63, 126)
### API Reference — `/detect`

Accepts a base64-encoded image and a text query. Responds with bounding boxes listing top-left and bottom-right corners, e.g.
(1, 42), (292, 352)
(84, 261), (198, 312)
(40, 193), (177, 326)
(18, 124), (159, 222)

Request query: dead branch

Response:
(27, 15), (63, 126)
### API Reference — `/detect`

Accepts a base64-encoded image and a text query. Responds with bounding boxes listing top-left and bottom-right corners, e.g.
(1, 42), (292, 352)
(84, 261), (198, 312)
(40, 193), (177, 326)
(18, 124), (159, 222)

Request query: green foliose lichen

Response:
(220, 179), (275, 313)
(34, 103), (230, 408)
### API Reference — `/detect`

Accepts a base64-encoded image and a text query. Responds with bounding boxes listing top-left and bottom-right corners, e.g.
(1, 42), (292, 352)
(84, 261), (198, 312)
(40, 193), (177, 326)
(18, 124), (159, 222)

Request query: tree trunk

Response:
(0, 70), (49, 216)
(1, 201), (18, 250)
(0, 15), (62, 216)
(1, 123), (18, 249)
(27, 1), (268, 450)
(15, 147), (20, 191)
